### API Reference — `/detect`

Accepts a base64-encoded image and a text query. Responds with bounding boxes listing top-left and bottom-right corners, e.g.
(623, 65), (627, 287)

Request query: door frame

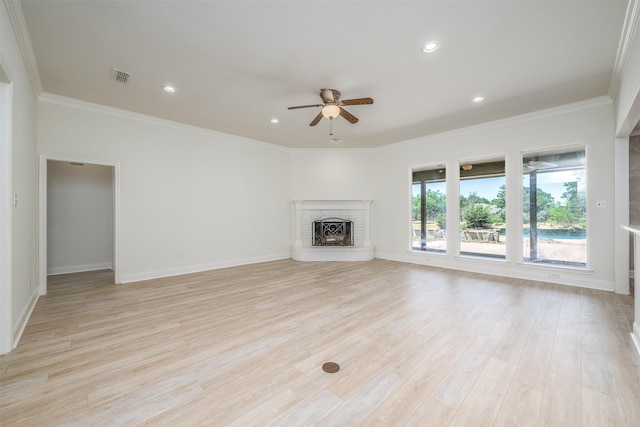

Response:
(39, 154), (121, 294)
(0, 58), (13, 354)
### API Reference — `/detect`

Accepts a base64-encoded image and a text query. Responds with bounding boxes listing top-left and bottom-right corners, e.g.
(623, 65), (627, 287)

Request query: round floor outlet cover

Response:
(322, 362), (340, 373)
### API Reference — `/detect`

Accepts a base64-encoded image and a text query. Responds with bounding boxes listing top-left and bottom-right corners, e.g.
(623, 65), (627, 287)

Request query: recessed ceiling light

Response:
(163, 86), (176, 93)
(270, 118), (279, 124)
(422, 40), (440, 53)
(472, 96), (485, 103)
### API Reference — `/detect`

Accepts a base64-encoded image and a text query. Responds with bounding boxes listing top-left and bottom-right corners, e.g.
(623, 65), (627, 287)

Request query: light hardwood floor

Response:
(1, 259), (639, 426)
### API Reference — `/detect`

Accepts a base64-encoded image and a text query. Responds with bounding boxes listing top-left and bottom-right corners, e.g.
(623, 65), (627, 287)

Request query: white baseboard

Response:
(119, 252), (291, 284)
(12, 288), (39, 351)
(47, 262), (112, 276)
(375, 251), (614, 292)
(632, 322), (640, 358)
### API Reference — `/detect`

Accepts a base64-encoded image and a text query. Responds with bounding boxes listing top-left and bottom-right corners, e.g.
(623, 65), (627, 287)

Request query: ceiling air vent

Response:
(110, 68), (131, 83)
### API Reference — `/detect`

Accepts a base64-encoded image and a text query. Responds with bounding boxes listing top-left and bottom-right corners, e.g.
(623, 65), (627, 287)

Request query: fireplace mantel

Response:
(292, 200), (374, 261)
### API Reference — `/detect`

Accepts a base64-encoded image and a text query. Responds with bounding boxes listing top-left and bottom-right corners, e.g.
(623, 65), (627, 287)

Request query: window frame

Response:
(521, 145), (588, 269)
(458, 157), (507, 260)
(411, 164), (447, 254)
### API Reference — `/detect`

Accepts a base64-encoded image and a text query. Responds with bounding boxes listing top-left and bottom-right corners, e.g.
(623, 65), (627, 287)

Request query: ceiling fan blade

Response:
(288, 104), (323, 110)
(340, 97), (374, 106)
(309, 111), (324, 126)
(339, 107), (359, 124)
(320, 88), (341, 104)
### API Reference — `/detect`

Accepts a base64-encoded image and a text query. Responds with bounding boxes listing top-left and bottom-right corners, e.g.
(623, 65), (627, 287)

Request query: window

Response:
(459, 159), (506, 259)
(412, 167), (446, 252)
(522, 148), (586, 267)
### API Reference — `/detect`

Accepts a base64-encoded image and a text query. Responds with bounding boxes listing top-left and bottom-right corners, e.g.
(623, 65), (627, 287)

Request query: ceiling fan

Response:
(288, 89), (374, 133)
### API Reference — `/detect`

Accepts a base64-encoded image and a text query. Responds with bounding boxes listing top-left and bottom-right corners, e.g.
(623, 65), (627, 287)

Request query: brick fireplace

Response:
(292, 200), (374, 261)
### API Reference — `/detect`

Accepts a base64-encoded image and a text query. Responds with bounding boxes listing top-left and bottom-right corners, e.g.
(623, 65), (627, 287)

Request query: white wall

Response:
(290, 149), (376, 201)
(371, 99), (616, 291)
(38, 96), (292, 283)
(0, 1), (39, 353)
(47, 160), (113, 275)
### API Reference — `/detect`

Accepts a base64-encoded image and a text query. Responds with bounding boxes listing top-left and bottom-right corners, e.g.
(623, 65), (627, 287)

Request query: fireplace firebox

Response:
(313, 218), (354, 246)
(292, 200), (373, 261)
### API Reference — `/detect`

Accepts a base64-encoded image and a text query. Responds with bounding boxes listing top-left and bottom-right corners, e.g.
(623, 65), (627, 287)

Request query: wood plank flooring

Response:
(1, 259), (639, 426)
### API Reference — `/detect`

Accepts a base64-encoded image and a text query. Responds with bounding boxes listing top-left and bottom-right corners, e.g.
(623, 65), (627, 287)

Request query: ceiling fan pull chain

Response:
(329, 118), (334, 136)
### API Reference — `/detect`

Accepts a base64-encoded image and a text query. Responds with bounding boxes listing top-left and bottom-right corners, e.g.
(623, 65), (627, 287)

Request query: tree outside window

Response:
(459, 160), (506, 259)
(412, 167), (446, 252)
(523, 149), (586, 266)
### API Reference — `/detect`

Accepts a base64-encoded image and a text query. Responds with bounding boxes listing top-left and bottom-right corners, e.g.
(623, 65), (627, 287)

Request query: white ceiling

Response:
(20, 1), (629, 148)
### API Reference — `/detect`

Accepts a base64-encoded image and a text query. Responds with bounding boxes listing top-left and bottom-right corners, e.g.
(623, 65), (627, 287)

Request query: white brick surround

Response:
(292, 200), (374, 262)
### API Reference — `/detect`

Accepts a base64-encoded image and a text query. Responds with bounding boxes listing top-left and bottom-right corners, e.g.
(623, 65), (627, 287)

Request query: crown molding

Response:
(609, 0), (640, 99)
(39, 92), (377, 154)
(380, 96), (613, 152)
(40, 92), (613, 155)
(291, 98), (612, 153)
(2, 0), (42, 96)
(38, 92), (290, 153)
(290, 146), (378, 154)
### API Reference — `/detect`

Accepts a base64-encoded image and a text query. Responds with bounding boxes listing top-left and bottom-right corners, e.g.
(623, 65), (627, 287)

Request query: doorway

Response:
(39, 155), (120, 294)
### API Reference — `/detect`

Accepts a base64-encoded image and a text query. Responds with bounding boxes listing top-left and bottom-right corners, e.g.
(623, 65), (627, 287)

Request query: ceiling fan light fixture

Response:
(322, 104), (341, 119)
